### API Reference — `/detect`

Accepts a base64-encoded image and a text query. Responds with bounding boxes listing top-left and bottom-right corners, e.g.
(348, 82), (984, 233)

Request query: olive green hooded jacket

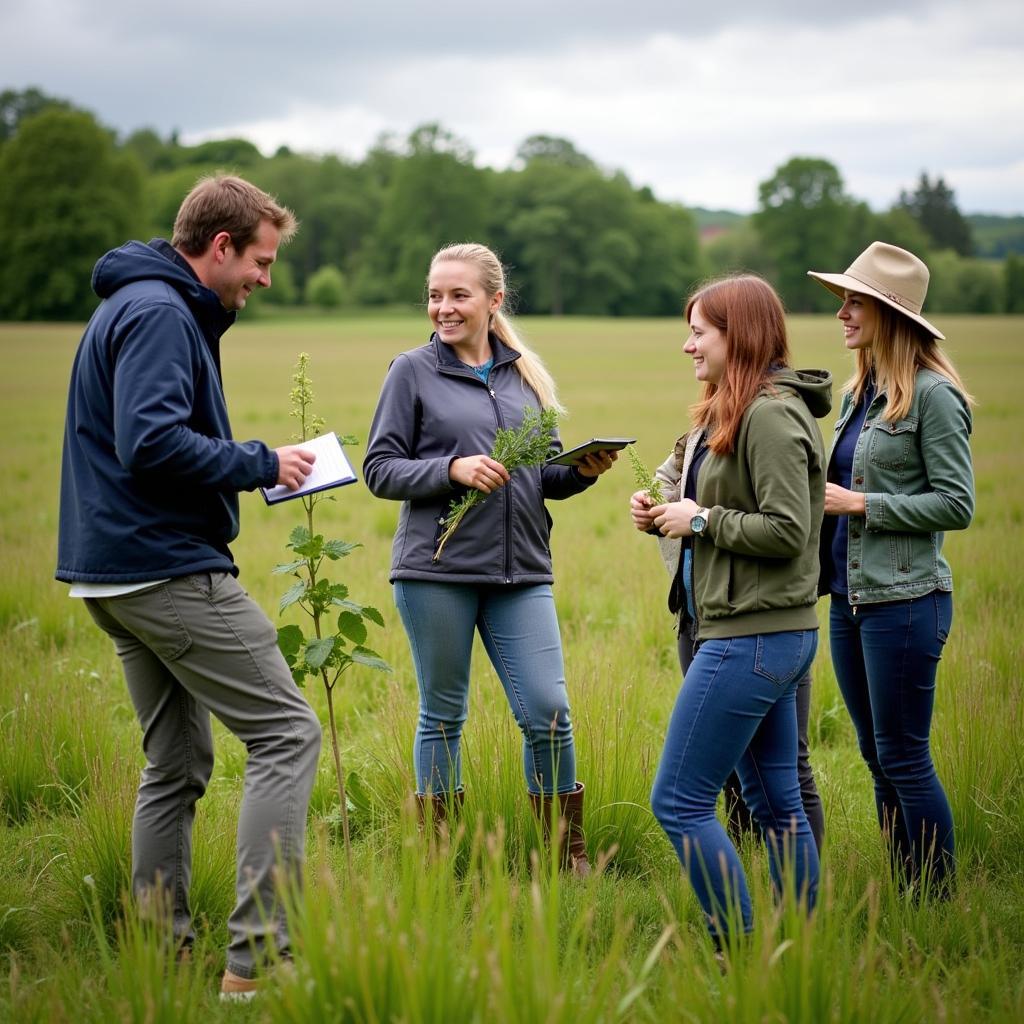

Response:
(693, 368), (832, 640)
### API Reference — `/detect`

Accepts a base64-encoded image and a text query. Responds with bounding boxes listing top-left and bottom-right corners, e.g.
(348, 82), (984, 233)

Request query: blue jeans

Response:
(394, 580), (577, 796)
(829, 591), (955, 891)
(651, 631), (820, 940)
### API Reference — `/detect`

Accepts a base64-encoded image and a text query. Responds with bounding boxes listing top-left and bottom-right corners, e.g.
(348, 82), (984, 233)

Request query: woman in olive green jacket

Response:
(808, 242), (974, 896)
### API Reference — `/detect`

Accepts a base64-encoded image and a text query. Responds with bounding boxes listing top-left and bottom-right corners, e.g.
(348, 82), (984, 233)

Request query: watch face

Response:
(691, 513), (707, 534)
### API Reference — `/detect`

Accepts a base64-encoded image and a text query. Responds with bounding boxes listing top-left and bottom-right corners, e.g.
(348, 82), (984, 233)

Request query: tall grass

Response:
(1, 315), (1022, 1020)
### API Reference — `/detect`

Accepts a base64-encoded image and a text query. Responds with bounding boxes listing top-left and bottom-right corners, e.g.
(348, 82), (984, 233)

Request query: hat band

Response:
(846, 269), (923, 315)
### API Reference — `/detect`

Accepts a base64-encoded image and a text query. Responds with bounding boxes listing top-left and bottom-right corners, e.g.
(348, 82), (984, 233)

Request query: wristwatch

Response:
(690, 506), (710, 536)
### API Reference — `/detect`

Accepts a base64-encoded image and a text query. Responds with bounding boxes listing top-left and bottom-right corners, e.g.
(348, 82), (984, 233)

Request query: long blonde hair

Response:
(848, 300), (973, 420)
(429, 243), (565, 413)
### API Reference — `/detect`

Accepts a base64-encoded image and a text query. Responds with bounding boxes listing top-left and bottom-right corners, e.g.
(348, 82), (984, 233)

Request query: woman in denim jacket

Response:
(808, 242), (974, 895)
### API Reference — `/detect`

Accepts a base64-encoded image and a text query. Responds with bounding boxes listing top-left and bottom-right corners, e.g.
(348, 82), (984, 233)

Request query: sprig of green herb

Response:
(627, 445), (665, 505)
(432, 405), (559, 562)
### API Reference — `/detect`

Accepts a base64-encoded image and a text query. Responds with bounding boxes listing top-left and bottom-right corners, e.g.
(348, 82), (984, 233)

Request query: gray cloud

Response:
(3, 0), (1022, 212)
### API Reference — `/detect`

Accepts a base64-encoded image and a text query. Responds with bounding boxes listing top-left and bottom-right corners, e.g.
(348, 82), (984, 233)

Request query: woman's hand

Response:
(630, 490), (657, 531)
(651, 497), (701, 538)
(450, 455), (510, 494)
(824, 483), (867, 516)
(576, 450), (618, 478)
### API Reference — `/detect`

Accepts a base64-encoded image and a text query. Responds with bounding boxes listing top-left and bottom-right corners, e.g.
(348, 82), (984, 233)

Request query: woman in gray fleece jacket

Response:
(364, 243), (617, 873)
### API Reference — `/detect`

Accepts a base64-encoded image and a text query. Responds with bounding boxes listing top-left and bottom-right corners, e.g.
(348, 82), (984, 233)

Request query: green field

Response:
(1, 313), (1022, 1022)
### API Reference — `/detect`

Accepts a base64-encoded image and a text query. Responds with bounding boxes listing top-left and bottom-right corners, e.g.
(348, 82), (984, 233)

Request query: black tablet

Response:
(545, 437), (636, 467)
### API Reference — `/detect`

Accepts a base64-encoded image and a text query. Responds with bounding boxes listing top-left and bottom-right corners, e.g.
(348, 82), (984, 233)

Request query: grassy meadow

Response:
(1, 312), (1022, 1022)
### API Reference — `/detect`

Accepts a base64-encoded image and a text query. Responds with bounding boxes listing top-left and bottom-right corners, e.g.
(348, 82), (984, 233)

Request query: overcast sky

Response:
(4, 0), (1023, 213)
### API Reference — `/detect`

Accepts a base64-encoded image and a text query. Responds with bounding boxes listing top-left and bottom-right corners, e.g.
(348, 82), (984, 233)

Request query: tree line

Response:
(1, 86), (1021, 321)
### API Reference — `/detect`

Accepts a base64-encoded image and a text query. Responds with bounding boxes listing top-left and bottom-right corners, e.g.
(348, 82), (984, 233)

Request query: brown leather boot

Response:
(530, 782), (591, 877)
(415, 790), (464, 838)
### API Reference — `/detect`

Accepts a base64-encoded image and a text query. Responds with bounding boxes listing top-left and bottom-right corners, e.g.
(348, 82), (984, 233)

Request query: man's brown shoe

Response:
(219, 968), (260, 1002)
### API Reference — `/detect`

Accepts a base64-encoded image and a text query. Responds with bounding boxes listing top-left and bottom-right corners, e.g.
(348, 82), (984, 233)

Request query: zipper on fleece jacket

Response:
(437, 361), (515, 584)
(484, 374), (514, 584)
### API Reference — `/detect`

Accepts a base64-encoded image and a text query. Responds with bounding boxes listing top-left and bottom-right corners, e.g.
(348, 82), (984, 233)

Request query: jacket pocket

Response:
(868, 417), (918, 470)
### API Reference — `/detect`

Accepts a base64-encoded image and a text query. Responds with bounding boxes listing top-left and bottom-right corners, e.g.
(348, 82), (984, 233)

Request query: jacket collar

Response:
(430, 332), (521, 374)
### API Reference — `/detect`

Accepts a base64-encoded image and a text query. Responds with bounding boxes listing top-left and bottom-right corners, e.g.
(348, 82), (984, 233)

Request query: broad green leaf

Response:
(351, 646), (391, 673)
(288, 525), (312, 549)
(271, 559), (307, 575)
(337, 434), (359, 446)
(279, 580), (307, 613)
(304, 637), (335, 671)
(323, 539), (361, 560)
(277, 624), (304, 657)
(336, 611), (367, 645)
(361, 605), (384, 627)
(332, 598), (363, 612)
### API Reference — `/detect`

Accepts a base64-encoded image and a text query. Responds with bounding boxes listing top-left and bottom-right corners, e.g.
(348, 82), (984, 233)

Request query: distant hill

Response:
(690, 208), (747, 235)
(689, 208), (1024, 258)
(967, 214), (1024, 258)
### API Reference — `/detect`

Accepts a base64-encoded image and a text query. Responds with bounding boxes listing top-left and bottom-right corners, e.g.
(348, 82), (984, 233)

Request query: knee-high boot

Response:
(530, 782), (591, 877)
(415, 790), (464, 839)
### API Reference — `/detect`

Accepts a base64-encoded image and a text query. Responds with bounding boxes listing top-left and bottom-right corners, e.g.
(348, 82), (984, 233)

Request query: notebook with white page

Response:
(260, 432), (357, 505)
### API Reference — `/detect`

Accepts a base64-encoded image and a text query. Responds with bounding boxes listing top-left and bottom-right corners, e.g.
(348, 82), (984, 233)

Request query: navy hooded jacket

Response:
(56, 239), (279, 583)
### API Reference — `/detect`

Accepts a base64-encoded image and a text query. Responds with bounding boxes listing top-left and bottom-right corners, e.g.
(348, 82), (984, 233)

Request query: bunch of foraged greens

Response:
(433, 406), (559, 562)
(627, 444), (665, 505)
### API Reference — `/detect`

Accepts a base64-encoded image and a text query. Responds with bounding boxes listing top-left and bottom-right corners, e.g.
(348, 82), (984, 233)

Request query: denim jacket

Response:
(819, 368), (974, 604)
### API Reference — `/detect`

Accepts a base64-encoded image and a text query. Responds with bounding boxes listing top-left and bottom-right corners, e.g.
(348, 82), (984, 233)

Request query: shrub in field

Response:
(273, 353), (390, 863)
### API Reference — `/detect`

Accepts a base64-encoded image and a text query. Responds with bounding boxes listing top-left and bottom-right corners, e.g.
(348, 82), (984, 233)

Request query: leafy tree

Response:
(0, 86), (73, 143)
(1005, 253), (1024, 313)
(703, 220), (772, 279)
(754, 157), (856, 312)
(897, 173), (973, 256)
(182, 137), (264, 168)
(305, 265), (345, 308)
(515, 135), (596, 170)
(927, 251), (1002, 313)
(123, 128), (182, 172)
(0, 109), (143, 320)
(367, 123), (489, 303)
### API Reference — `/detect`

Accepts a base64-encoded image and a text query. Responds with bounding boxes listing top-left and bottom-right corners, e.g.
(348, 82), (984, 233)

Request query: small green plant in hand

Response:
(627, 445), (664, 505)
(273, 352), (390, 867)
(432, 405), (559, 562)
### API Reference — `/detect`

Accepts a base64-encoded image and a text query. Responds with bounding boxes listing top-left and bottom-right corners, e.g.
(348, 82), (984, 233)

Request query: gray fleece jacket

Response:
(363, 334), (595, 584)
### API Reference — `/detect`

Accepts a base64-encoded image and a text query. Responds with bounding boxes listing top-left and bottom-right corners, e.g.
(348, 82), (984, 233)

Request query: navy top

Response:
(672, 434), (710, 623)
(829, 379), (876, 594)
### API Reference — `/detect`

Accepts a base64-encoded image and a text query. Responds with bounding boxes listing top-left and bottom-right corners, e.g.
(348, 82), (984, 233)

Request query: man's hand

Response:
(275, 445), (316, 490)
(450, 455), (510, 494)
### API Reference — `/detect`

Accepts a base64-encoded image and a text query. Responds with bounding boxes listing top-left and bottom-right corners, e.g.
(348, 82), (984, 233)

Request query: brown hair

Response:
(686, 275), (790, 454)
(171, 174), (298, 256)
(845, 298), (973, 419)
(429, 242), (565, 413)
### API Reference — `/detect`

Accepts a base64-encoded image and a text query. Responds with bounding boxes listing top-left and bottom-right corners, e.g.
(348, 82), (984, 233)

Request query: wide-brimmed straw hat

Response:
(807, 241), (944, 340)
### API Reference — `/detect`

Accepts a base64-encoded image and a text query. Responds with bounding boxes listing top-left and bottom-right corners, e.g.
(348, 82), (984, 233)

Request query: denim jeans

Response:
(84, 573), (322, 979)
(652, 630), (820, 939)
(829, 590), (955, 891)
(677, 624), (824, 853)
(394, 580), (577, 796)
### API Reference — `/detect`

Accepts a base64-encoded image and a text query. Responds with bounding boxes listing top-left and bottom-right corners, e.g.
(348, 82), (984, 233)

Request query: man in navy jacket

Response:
(56, 175), (321, 1001)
